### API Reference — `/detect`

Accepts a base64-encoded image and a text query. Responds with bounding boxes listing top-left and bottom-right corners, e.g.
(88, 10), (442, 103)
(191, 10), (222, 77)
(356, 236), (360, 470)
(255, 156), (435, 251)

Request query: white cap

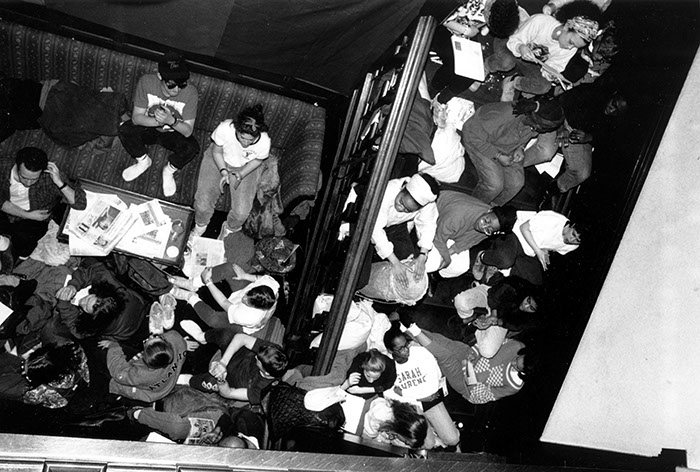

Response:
(405, 174), (437, 206)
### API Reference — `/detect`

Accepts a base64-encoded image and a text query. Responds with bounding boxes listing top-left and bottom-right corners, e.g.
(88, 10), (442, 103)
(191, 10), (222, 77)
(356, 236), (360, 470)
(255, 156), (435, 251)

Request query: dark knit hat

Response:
(531, 99), (565, 131)
(158, 51), (189, 82)
(491, 205), (517, 233)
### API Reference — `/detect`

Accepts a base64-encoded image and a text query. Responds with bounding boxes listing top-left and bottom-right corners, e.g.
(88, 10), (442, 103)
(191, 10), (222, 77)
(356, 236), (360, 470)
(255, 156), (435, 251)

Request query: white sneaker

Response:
(122, 154), (152, 181)
(186, 224), (207, 251)
(180, 320), (207, 344)
(162, 164), (177, 197)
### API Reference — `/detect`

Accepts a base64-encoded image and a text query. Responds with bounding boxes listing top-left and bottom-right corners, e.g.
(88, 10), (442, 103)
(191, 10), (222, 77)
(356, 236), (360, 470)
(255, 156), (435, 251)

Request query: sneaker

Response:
(158, 293), (176, 330)
(186, 224), (207, 250)
(500, 76), (518, 102)
(122, 154), (152, 182)
(180, 320), (207, 344)
(149, 302), (165, 334)
(162, 164), (177, 197)
(471, 251), (486, 281)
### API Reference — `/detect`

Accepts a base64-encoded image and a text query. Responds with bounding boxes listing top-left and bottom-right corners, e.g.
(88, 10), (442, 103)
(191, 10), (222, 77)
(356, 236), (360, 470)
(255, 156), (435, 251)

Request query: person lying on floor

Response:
(402, 323), (531, 404)
(130, 385), (262, 448)
(363, 396), (433, 450)
(100, 330), (189, 403)
(473, 209), (582, 285)
(0, 342), (89, 409)
(36, 259), (143, 345)
(170, 262), (279, 334)
(426, 191), (517, 278)
(382, 326), (460, 449)
(182, 329), (287, 407)
(454, 275), (540, 358)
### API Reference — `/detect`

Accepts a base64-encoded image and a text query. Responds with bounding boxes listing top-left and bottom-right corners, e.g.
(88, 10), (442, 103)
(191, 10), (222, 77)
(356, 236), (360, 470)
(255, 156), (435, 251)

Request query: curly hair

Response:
(234, 104), (269, 137)
(75, 281), (126, 336)
(378, 400), (428, 449)
(487, 0), (521, 39)
(16, 147), (48, 172)
(554, 0), (603, 24)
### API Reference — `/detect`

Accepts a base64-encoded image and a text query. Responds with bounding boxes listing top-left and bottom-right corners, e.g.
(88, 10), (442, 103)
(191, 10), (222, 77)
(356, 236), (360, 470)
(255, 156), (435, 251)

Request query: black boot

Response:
(538, 180), (562, 211)
(0, 308), (29, 340)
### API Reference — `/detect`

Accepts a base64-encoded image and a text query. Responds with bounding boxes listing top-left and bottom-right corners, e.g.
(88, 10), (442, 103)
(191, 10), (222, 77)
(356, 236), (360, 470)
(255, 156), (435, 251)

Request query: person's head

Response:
(242, 285), (277, 310)
(514, 347), (539, 380)
(256, 344), (288, 378)
(474, 205), (516, 236)
(558, 15), (600, 50)
(484, 0), (521, 39)
(75, 281), (125, 336)
(394, 173), (439, 213)
(234, 104), (269, 148)
(15, 147), (48, 188)
(378, 400), (429, 449)
(24, 342), (82, 388)
(515, 99), (565, 134)
(360, 349), (387, 383)
(142, 334), (175, 369)
(383, 327), (410, 364)
(562, 221), (582, 245)
(218, 435), (257, 449)
(604, 92), (628, 117)
(158, 51), (189, 97)
(519, 295), (538, 313)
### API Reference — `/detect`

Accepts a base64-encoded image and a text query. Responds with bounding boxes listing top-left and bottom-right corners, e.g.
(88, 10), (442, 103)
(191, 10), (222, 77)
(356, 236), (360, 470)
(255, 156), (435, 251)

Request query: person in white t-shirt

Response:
(189, 105), (271, 245)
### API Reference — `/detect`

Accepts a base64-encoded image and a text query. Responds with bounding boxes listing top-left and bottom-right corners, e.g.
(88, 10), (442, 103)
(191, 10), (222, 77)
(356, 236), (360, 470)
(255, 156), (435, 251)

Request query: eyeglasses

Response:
(392, 344), (409, 354)
(164, 80), (187, 89)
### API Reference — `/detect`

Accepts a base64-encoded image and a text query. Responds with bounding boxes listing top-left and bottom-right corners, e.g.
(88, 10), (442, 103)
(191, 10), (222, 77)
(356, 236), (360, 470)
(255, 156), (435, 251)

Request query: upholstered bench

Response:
(0, 18), (326, 220)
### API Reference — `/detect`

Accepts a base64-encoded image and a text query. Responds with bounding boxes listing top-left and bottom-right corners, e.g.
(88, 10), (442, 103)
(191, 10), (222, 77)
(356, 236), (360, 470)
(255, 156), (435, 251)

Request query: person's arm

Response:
(104, 342), (143, 386)
(43, 162), (79, 206)
(201, 267), (234, 312)
(216, 381), (249, 401)
(462, 106), (510, 161)
(230, 159), (264, 190)
(520, 220), (550, 270)
(506, 14), (541, 61)
(209, 143), (231, 193)
(412, 203), (438, 280)
(131, 105), (162, 128)
(1, 201), (49, 221)
(210, 333), (257, 380)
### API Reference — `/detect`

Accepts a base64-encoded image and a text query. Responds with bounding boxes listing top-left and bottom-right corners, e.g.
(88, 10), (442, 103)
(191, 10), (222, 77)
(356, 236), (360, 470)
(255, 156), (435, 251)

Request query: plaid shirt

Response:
(0, 159), (86, 220)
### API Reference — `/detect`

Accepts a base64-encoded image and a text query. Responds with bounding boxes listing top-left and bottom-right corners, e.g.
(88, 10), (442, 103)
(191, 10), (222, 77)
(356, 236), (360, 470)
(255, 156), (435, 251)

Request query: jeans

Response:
(465, 144), (524, 206)
(118, 120), (200, 169)
(421, 331), (474, 401)
(194, 143), (262, 231)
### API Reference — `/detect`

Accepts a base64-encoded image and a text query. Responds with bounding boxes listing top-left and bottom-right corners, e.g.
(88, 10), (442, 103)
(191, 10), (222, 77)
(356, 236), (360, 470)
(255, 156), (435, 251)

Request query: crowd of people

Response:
(0, 0), (628, 458)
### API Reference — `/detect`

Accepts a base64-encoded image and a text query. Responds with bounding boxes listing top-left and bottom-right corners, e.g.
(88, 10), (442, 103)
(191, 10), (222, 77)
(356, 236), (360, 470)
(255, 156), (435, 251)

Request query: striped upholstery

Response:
(0, 19), (326, 210)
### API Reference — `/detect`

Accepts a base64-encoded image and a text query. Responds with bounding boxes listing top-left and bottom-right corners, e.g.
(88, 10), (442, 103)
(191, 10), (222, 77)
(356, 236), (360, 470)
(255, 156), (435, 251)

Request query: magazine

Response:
(115, 200), (172, 258)
(182, 236), (225, 282)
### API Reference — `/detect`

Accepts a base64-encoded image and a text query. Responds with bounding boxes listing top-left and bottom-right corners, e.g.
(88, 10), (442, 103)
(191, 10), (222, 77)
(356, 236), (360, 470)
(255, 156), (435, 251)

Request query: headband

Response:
(565, 16), (599, 44)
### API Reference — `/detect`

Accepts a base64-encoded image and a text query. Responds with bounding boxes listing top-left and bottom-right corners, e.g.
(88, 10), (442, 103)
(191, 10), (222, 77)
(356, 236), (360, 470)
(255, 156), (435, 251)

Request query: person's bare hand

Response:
(413, 255), (427, 282)
(45, 162), (63, 187)
(56, 285), (77, 301)
(511, 148), (525, 163)
(184, 337), (200, 351)
(209, 360), (227, 381)
(519, 44), (537, 62)
(347, 372), (361, 387)
(218, 174), (229, 194)
(200, 267), (213, 285)
(153, 106), (171, 125)
(25, 209), (51, 221)
(98, 340), (115, 350)
(231, 172), (242, 190)
(536, 249), (550, 270)
(200, 426), (223, 446)
(495, 153), (514, 167)
(391, 261), (410, 289)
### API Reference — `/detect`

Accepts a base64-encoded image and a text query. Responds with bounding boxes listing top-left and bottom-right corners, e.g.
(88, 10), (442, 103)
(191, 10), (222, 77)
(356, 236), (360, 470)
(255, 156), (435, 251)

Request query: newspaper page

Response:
(115, 200), (172, 258)
(182, 236), (225, 281)
(65, 191), (136, 256)
(184, 417), (216, 445)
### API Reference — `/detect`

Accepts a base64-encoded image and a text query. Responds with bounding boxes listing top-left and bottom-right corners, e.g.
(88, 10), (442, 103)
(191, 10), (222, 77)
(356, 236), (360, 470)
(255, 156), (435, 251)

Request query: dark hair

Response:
(25, 342), (83, 388)
(516, 347), (539, 380)
(378, 400), (429, 449)
(143, 337), (174, 369)
(244, 285), (277, 310)
(16, 147), (48, 172)
(257, 344), (288, 377)
(74, 281), (126, 336)
(491, 205), (517, 233)
(487, 0), (521, 39)
(565, 220), (585, 243)
(158, 50), (189, 82)
(382, 326), (407, 352)
(235, 104), (269, 138)
(513, 99), (564, 132)
(554, 0), (603, 24)
(417, 173), (440, 200)
(361, 349), (387, 373)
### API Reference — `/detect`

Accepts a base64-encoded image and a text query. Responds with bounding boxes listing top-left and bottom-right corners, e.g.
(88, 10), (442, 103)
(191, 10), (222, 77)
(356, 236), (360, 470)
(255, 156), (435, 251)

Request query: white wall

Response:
(541, 48), (700, 466)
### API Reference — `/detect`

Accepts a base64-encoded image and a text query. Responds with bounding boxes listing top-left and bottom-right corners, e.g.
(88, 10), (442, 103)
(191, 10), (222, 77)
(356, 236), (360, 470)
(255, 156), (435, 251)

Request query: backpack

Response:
(109, 254), (172, 297)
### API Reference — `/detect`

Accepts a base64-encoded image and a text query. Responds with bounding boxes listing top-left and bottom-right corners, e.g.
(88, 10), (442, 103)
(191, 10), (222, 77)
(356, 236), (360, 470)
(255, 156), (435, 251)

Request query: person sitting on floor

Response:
(189, 104), (272, 244)
(462, 98), (564, 206)
(426, 191), (517, 278)
(454, 275), (539, 358)
(473, 209), (582, 285)
(370, 173), (440, 289)
(382, 326), (460, 449)
(118, 51), (200, 197)
(184, 330), (287, 407)
(170, 262), (279, 334)
(0, 146), (86, 259)
(100, 330), (189, 403)
(341, 348), (396, 400)
(403, 323), (530, 404)
(363, 396), (433, 450)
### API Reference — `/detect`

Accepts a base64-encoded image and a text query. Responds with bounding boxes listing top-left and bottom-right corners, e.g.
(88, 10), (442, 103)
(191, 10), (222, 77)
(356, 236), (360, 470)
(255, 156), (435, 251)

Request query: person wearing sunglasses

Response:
(425, 191), (517, 279)
(0, 146), (86, 259)
(118, 50), (200, 197)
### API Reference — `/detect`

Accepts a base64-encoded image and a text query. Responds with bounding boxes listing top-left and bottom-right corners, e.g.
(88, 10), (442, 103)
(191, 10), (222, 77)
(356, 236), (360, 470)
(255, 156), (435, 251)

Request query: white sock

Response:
(122, 154), (152, 182)
(162, 163), (177, 197)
